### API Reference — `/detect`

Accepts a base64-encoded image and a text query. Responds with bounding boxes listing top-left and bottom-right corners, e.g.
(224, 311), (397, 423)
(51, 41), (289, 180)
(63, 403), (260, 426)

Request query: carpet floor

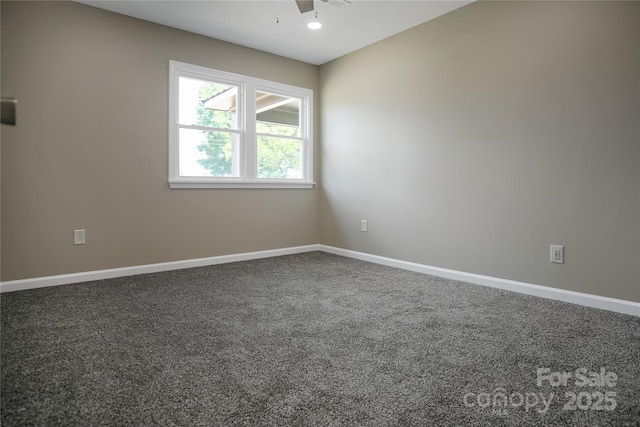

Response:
(1, 252), (639, 426)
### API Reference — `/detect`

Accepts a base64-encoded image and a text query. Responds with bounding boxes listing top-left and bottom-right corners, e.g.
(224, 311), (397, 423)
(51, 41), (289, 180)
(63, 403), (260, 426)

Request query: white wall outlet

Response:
(74, 229), (86, 245)
(361, 220), (368, 232)
(550, 245), (563, 264)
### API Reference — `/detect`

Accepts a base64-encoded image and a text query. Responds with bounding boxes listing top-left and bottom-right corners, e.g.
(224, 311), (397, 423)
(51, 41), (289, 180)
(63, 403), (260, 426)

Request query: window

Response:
(169, 61), (314, 188)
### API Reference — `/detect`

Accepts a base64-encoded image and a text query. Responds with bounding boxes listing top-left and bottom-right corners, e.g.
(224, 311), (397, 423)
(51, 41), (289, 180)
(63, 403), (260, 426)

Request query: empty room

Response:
(1, 0), (639, 425)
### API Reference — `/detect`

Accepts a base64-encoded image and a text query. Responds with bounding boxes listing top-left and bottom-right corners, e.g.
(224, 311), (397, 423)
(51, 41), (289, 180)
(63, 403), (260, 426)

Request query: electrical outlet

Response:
(361, 220), (368, 232)
(550, 245), (563, 264)
(74, 229), (86, 245)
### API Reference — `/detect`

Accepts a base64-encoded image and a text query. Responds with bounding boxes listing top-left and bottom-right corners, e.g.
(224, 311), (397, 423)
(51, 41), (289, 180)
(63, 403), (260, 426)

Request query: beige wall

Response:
(320, 1), (640, 301)
(3, 1), (639, 304)
(1, 1), (320, 280)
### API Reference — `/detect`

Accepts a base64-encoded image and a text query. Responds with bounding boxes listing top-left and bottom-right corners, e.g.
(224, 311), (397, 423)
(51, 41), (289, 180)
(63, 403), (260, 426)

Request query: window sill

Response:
(168, 180), (315, 189)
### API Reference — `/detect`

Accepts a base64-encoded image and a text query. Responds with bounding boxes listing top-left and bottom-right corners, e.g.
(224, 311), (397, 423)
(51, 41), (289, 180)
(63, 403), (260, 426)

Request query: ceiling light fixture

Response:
(307, 10), (322, 30)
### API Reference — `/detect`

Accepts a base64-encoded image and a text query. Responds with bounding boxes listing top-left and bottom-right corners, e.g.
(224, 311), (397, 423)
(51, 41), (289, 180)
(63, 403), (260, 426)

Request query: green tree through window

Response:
(194, 87), (302, 179)
(195, 84), (233, 176)
(256, 122), (302, 179)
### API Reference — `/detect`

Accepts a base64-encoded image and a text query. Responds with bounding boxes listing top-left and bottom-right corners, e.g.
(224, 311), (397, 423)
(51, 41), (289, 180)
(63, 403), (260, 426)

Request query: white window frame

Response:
(169, 60), (314, 189)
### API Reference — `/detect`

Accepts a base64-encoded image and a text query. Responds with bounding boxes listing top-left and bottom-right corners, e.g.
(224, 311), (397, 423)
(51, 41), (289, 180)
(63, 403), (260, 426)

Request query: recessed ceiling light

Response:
(307, 21), (322, 30)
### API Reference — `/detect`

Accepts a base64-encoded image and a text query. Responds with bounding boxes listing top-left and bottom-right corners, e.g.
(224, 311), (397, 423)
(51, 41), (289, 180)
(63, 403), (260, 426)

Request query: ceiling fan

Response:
(295, 0), (350, 14)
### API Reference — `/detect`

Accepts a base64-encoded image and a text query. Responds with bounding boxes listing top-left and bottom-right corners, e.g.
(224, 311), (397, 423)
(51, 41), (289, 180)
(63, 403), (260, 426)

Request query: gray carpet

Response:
(1, 251), (639, 426)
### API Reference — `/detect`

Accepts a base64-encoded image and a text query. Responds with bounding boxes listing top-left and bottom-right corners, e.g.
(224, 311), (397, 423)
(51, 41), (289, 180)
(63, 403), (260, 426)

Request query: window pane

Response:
(257, 136), (302, 179)
(179, 77), (238, 129)
(256, 91), (300, 137)
(179, 128), (237, 177)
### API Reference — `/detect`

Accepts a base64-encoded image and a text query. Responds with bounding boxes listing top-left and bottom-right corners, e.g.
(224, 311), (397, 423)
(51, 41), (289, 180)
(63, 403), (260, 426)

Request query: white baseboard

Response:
(319, 245), (640, 317)
(0, 245), (320, 293)
(2, 243), (638, 317)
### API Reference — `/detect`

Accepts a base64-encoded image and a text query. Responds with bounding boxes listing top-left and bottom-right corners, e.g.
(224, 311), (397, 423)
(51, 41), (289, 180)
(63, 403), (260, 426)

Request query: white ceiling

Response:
(78, 0), (472, 65)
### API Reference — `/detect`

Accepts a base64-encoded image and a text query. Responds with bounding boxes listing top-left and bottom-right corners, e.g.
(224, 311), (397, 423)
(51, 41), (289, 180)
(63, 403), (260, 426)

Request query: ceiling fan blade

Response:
(295, 0), (314, 14)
